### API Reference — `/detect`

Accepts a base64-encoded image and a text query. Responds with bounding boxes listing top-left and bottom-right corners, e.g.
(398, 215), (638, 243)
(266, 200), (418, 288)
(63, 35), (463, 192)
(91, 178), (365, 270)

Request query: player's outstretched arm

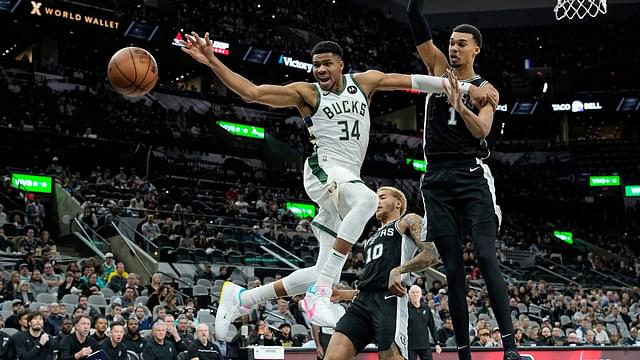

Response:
(388, 213), (439, 297)
(444, 69), (498, 139)
(182, 32), (313, 111)
(354, 70), (493, 107)
(407, 0), (449, 76)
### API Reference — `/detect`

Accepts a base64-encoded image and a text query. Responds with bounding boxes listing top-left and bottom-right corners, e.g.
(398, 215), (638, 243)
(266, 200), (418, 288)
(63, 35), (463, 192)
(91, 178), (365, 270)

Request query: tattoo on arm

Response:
(395, 214), (440, 274)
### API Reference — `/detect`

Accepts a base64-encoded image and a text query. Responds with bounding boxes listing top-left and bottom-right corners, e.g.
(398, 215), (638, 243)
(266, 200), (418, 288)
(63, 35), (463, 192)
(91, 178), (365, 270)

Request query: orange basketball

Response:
(107, 47), (158, 97)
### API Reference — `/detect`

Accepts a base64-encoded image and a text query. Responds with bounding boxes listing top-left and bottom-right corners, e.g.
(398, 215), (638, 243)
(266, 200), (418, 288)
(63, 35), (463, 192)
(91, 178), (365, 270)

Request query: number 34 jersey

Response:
(358, 218), (418, 291)
(306, 74), (370, 176)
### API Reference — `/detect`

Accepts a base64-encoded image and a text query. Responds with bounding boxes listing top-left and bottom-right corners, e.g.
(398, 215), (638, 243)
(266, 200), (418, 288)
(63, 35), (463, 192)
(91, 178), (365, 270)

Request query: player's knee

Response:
(358, 188), (378, 214)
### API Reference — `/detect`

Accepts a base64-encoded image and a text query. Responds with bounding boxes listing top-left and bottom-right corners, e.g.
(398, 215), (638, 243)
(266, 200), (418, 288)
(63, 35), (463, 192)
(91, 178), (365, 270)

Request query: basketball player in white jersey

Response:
(181, 32), (496, 338)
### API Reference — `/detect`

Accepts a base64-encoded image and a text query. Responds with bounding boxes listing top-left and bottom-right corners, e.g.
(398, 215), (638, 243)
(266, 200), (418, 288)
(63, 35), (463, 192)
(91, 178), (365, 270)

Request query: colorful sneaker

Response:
(214, 281), (245, 340)
(301, 285), (338, 327)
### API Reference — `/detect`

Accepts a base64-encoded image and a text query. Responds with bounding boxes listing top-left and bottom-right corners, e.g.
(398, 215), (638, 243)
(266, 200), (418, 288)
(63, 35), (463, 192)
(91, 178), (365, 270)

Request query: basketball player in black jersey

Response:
(323, 187), (439, 360)
(407, 1), (523, 360)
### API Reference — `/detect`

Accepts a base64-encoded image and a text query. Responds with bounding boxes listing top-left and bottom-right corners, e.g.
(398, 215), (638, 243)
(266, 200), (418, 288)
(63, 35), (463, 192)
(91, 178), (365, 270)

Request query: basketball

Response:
(107, 47), (158, 97)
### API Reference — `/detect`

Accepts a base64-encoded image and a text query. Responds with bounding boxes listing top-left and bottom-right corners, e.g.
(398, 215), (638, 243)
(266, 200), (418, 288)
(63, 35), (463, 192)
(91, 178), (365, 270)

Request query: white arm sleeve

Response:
(410, 74), (471, 94)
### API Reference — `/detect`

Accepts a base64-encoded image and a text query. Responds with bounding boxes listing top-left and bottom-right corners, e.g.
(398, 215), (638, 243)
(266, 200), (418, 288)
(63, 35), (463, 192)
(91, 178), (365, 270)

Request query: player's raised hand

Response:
(181, 32), (216, 65)
(443, 69), (464, 113)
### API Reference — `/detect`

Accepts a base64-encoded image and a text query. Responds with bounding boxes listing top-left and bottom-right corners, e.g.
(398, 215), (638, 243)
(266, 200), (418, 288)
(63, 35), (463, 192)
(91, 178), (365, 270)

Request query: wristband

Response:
(411, 74), (471, 94)
(407, 0), (432, 45)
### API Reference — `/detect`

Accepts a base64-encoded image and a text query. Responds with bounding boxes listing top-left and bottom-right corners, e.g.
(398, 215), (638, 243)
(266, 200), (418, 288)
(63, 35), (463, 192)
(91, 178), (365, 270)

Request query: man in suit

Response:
(408, 285), (442, 360)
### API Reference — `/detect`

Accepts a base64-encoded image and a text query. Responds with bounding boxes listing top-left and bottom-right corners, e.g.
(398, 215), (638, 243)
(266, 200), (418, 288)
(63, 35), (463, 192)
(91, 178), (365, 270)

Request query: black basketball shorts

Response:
(335, 290), (408, 358)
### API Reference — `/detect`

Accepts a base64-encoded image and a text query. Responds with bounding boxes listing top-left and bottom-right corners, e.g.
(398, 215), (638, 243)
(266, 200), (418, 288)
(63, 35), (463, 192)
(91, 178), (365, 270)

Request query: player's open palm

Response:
(443, 69), (464, 113)
(181, 32), (216, 65)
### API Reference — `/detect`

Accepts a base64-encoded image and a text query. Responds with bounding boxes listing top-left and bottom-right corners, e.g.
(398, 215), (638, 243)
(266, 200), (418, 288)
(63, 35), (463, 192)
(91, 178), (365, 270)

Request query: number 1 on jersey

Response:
(448, 106), (457, 126)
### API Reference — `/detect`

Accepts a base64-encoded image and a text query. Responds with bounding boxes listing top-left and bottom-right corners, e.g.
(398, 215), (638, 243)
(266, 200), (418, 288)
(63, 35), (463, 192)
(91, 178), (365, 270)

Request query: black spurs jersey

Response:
(423, 74), (491, 161)
(358, 219), (417, 291)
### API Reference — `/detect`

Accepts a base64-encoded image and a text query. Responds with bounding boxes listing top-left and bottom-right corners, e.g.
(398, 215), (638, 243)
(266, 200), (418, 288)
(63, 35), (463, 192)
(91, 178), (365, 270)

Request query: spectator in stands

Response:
(536, 326), (554, 346)
(551, 327), (567, 346)
(16, 281), (34, 306)
(92, 316), (108, 342)
(268, 299), (297, 326)
(135, 305), (152, 331)
(593, 320), (611, 344)
(584, 329), (597, 345)
(79, 265), (94, 284)
(143, 321), (178, 360)
(108, 302), (126, 323)
(79, 207), (98, 229)
(59, 315), (99, 360)
(276, 323), (299, 347)
(514, 328), (529, 346)
(13, 309), (30, 332)
(624, 327), (638, 345)
(5, 271), (21, 299)
(437, 317), (454, 345)
(77, 294), (99, 319)
(126, 273), (144, 295)
(566, 331), (579, 346)
(99, 321), (128, 360)
(189, 323), (223, 360)
(25, 197), (45, 228)
(0, 281), (5, 303)
(146, 273), (162, 294)
(20, 229), (38, 254)
(0, 204), (6, 226)
(56, 272), (78, 301)
(142, 215), (162, 242)
(0, 228), (8, 251)
(29, 269), (49, 297)
(472, 328), (496, 347)
(250, 320), (278, 346)
(42, 262), (63, 288)
(176, 314), (194, 348)
(0, 320), (10, 358)
(153, 306), (168, 323)
(575, 316), (591, 342)
(123, 315), (147, 354)
(162, 293), (179, 315)
(120, 286), (137, 308)
(38, 230), (56, 254)
(147, 285), (168, 311)
(130, 192), (145, 210)
(44, 302), (65, 336)
(107, 262), (129, 293)
(12, 311), (53, 360)
(50, 318), (73, 350)
(5, 300), (24, 329)
(81, 273), (102, 296)
(102, 253), (116, 281)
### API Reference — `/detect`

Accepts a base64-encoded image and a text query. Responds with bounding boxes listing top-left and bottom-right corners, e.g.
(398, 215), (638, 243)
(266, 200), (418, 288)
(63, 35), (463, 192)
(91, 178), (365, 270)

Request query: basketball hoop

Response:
(554, 0), (607, 20)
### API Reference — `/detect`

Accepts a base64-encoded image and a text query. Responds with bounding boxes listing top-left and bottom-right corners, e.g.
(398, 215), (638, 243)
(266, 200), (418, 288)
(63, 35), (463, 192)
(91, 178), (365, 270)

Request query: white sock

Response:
(316, 249), (347, 289)
(239, 283), (277, 306)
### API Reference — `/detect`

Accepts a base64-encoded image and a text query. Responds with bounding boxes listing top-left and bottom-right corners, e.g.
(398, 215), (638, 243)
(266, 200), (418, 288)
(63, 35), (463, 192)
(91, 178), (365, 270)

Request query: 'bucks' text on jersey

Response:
(304, 74), (370, 176)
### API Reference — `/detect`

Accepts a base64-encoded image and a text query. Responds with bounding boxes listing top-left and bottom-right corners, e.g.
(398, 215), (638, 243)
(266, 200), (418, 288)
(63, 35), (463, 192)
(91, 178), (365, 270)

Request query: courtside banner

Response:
(271, 348), (640, 360)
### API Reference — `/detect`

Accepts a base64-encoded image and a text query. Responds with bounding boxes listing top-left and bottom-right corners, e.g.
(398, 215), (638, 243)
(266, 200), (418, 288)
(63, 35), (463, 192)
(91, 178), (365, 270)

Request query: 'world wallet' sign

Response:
(29, 1), (119, 30)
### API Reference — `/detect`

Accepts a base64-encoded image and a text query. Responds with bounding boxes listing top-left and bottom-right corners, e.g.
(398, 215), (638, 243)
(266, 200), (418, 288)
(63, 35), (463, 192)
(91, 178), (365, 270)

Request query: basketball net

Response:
(554, 0), (607, 20)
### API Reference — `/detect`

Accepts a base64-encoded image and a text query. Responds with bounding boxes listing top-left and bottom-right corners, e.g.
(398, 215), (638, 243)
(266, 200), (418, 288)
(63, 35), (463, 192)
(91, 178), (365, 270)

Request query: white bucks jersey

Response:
(305, 74), (370, 175)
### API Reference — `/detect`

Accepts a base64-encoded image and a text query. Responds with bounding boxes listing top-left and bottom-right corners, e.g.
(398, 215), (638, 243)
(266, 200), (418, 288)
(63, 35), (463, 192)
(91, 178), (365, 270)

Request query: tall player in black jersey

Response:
(407, 1), (523, 360)
(323, 187), (439, 360)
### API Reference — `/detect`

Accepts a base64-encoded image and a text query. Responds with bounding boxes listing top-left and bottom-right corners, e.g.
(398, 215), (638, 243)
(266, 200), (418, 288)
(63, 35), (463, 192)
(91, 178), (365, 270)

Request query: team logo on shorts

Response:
(347, 85), (357, 94)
